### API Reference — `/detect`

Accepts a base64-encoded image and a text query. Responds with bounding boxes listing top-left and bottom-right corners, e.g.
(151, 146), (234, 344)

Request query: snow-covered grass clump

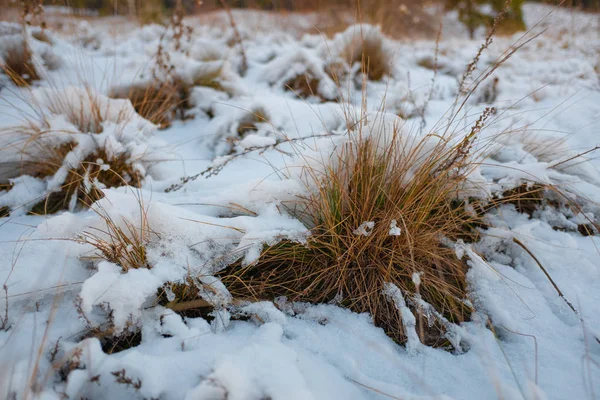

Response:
(0, 21), (61, 86)
(221, 118), (491, 350)
(0, 86), (155, 215)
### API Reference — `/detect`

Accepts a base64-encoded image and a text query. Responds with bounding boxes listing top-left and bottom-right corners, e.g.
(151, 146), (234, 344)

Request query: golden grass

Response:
(221, 125), (487, 347)
(111, 63), (229, 128)
(78, 206), (154, 272)
(28, 145), (144, 215)
(40, 85), (127, 134)
(111, 81), (188, 128)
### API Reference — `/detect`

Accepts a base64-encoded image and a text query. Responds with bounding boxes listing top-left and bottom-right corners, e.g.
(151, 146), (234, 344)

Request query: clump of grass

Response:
(190, 63), (227, 91)
(501, 183), (548, 216)
(337, 25), (392, 81)
(0, 37), (39, 86)
(221, 124), (488, 348)
(40, 85), (129, 134)
(0, 86), (152, 215)
(28, 145), (144, 215)
(236, 107), (269, 137)
(78, 208), (154, 272)
(74, 296), (143, 355)
(262, 50), (334, 101)
(112, 63), (232, 128)
(111, 80), (188, 128)
(110, 22), (227, 128)
(283, 73), (323, 100)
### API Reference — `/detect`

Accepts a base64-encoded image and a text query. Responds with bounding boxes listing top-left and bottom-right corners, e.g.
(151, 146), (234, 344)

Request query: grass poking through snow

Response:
(221, 124), (488, 348)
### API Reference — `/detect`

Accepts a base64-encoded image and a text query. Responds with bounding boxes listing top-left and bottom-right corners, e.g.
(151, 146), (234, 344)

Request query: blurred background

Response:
(1, 0), (597, 37)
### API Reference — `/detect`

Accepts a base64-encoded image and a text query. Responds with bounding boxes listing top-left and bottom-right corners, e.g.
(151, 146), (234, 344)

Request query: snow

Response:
(353, 221), (375, 236)
(389, 220), (402, 236)
(238, 134), (277, 149)
(1, 3), (600, 399)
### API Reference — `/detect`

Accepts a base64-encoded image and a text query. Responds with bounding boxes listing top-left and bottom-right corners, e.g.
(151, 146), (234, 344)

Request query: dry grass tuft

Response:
(500, 183), (549, 216)
(283, 73), (323, 100)
(236, 107), (269, 137)
(339, 26), (392, 81)
(190, 65), (226, 91)
(111, 81), (188, 128)
(221, 125), (488, 348)
(1, 85), (149, 214)
(1, 38), (39, 86)
(27, 144), (144, 215)
(39, 85), (129, 134)
(78, 208), (154, 272)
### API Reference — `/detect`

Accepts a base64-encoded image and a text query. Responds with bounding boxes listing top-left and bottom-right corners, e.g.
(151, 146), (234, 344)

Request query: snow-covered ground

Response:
(0, 3), (599, 399)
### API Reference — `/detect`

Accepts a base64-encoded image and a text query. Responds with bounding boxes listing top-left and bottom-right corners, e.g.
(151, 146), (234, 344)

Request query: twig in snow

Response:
(165, 132), (340, 193)
(348, 378), (403, 400)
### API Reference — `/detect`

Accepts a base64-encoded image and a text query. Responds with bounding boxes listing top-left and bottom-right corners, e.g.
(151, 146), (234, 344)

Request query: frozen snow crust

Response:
(1, 4), (599, 399)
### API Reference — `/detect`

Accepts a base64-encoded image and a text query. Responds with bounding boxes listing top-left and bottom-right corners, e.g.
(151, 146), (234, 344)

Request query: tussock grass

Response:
(0, 85), (149, 214)
(110, 45), (227, 127)
(236, 107), (269, 137)
(0, 38), (39, 86)
(284, 73), (323, 100)
(78, 206), (154, 272)
(221, 125), (487, 347)
(27, 145), (144, 215)
(111, 81), (188, 128)
(339, 25), (392, 81)
(41, 86), (127, 134)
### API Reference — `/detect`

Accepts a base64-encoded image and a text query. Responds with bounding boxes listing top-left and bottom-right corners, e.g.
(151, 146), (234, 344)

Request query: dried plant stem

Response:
(420, 20), (443, 133)
(512, 237), (600, 344)
(219, 0), (248, 75)
(550, 146), (600, 169)
(166, 298), (211, 312)
(512, 238), (577, 314)
(1, 284), (8, 331)
(166, 132), (339, 192)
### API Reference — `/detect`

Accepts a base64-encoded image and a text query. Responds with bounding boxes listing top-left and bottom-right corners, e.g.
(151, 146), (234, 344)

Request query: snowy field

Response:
(0, 3), (599, 399)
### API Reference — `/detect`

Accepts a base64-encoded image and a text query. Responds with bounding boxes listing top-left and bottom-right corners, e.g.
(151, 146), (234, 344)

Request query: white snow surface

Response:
(1, 4), (600, 399)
